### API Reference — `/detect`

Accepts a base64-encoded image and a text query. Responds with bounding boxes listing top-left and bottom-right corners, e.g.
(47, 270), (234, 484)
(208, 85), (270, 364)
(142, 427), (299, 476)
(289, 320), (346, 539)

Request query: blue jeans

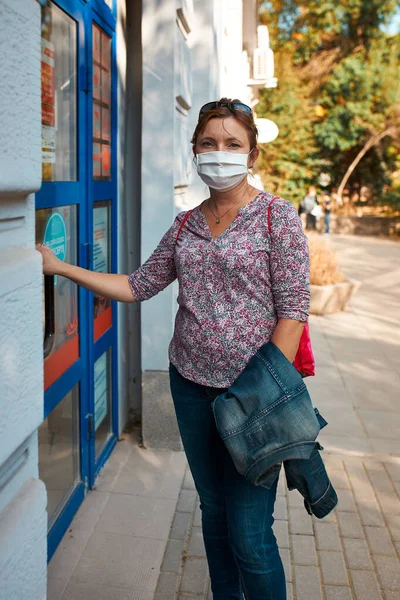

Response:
(325, 211), (331, 233)
(169, 363), (286, 600)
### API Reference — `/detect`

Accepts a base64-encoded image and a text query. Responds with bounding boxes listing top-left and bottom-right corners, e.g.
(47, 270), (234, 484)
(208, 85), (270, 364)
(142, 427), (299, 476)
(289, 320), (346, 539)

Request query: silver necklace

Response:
(208, 188), (249, 224)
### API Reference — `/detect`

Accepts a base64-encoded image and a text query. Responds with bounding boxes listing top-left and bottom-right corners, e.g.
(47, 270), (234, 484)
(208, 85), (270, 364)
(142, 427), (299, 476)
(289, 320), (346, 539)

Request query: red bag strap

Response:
(267, 196), (280, 233)
(175, 209), (194, 243)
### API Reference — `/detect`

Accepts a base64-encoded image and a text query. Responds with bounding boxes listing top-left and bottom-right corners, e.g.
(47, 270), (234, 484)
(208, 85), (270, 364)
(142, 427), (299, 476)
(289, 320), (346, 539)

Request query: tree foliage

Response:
(257, 0), (400, 206)
(256, 49), (322, 202)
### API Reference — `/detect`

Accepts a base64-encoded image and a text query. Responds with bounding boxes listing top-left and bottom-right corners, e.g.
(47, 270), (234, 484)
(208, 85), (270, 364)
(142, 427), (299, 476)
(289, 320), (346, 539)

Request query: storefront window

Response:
(94, 349), (112, 457)
(93, 24), (112, 180)
(39, 386), (80, 530)
(41, 1), (77, 182)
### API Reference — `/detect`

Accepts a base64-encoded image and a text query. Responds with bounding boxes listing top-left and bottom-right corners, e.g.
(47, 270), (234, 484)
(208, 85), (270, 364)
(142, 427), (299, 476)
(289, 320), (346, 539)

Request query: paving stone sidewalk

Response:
(47, 235), (400, 600)
(154, 235), (400, 600)
(156, 457), (400, 600)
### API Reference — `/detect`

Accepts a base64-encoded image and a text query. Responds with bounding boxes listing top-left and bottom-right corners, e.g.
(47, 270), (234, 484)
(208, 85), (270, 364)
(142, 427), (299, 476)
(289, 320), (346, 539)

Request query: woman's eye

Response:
(229, 143), (240, 148)
(202, 141), (213, 147)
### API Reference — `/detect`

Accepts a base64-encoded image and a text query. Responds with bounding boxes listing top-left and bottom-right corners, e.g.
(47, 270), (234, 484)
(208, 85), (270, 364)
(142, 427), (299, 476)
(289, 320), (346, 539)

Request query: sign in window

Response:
(41, 2), (77, 182)
(93, 201), (112, 341)
(36, 206), (79, 391)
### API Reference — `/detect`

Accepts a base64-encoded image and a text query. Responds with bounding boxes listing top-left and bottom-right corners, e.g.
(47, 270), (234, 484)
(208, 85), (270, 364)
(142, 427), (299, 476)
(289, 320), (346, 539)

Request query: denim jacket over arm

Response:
(212, 341), (338, 518)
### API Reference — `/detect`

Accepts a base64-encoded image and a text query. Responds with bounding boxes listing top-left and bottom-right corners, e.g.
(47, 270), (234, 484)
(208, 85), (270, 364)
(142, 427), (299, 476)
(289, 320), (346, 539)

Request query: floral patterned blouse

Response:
(128, 191), (310, 387)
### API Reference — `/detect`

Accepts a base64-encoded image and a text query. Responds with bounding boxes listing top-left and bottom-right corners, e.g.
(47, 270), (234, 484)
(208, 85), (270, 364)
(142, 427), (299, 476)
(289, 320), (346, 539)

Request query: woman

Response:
(37, 98), (310, 600)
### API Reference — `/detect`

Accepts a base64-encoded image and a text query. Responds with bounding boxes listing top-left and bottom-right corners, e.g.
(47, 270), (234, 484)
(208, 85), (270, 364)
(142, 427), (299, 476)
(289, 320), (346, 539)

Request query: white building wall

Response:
(215, 0), (247, 103)
(141, 0), (176, 373)
(141, 0), (223, 448)
(0, 0), (47, 598)
(140, 0), (180, 448)
(141, 0), (256, 448)
(186, 0), (221, 209)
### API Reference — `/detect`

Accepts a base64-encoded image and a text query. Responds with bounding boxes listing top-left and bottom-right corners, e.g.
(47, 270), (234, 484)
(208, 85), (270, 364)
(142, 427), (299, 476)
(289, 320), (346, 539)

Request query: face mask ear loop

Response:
(248, 148), (255, 171)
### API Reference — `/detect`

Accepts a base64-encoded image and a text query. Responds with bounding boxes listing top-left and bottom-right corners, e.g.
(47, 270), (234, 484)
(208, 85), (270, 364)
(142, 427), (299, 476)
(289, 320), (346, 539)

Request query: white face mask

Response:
(196, 150), (252, 191)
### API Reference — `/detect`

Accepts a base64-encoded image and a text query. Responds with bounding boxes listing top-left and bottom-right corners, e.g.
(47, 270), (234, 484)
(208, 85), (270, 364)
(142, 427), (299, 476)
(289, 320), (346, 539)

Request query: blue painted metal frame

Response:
(92, 0), (116, 28)
(35, 184), (80, 210)
(36, 0), (119, 561)
(43, 360), (83, 420)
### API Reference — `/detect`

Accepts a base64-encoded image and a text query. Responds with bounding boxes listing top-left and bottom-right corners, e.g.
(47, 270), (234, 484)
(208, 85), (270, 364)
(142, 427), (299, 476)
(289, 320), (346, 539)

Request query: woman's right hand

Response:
(36, 244), (134, 302)
(36, 244), (64, 276)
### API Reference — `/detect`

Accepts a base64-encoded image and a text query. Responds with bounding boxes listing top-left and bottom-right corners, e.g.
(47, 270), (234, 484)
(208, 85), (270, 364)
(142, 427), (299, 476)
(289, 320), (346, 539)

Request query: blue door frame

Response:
(35, 0), (119, 562)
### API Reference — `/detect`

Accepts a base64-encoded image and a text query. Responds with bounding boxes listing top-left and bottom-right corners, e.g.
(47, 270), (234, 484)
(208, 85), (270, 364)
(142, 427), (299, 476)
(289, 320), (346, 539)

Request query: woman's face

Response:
(195, 116), (257, 166)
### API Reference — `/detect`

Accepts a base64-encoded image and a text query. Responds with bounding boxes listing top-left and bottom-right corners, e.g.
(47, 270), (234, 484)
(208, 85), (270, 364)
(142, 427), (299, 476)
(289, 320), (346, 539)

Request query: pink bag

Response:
(268, 197), (315, 377)
(293, 322), (315, 377)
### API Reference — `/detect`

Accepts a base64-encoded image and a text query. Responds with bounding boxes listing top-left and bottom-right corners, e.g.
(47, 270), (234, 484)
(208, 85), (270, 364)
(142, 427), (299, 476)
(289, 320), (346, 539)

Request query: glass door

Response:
(36, 0), (88, 561)
(87, 14), (119, 483)
(36, 0), (118, 560)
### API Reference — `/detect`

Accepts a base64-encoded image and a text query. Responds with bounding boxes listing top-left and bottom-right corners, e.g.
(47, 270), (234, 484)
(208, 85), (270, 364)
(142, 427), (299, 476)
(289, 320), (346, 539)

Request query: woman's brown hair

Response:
(191, 98), (258, 152)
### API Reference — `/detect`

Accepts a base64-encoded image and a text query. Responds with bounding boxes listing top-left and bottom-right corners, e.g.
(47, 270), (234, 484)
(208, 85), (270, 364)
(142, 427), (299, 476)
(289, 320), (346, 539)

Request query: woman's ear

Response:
(248, 147), (260, 168)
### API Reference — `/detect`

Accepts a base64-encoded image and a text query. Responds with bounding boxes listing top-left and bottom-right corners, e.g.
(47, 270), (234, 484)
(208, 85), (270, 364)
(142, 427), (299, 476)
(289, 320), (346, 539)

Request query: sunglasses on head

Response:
(199, 101), (253, 118)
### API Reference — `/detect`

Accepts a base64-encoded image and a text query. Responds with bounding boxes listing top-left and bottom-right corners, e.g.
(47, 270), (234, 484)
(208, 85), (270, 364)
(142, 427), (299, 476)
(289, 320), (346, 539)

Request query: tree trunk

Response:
(337, 127), (396, 201)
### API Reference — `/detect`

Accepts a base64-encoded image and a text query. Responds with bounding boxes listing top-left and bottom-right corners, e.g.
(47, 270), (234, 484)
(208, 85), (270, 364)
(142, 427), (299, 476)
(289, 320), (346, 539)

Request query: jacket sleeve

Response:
(128, 213), (184, 301)
(269, 198), (310, 322)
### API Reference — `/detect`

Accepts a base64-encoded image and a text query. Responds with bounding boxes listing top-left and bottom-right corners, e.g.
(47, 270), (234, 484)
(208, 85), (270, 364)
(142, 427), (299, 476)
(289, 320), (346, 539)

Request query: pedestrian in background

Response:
(322, 191), (332, 234)
(37, 98), (311, 600)
(298, 196), (306, 230)
(303, 185), (319, 230)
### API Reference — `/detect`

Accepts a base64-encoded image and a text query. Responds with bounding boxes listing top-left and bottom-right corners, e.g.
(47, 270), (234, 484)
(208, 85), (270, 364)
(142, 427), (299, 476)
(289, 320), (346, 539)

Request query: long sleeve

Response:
(269, 199), (310, 322)
(128, 213), (184, 301)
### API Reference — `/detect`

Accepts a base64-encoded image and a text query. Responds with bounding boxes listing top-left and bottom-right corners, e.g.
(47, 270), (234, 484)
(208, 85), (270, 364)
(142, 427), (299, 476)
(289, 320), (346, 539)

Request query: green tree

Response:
(314, 38), (400, 198)
(260, 0), (400, 59)
(256, 49), (323, 203)
(257, 0), (400, 207)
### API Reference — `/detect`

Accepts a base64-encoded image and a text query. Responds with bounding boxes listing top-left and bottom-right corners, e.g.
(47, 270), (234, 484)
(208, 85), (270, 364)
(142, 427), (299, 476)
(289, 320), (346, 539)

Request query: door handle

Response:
(43, 275), (55, 359)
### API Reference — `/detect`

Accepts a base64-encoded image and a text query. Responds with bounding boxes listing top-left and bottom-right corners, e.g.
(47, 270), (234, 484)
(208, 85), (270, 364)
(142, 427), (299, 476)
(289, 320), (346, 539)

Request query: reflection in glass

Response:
(39, 386), (80, 530)
(93, 143), (102, 178)
(41, 1), (77, 182)
(92, 24), (112, 180)
(94, 349), (112, 457)
(93, 201), (112, 340)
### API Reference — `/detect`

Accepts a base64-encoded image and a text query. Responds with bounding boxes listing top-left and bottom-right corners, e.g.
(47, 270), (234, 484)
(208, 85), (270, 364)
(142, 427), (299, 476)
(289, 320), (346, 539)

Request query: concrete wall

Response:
(117, 0), (143, 431)
(140, 0), (178, 448)
(318, 214), (400, 237)
(0, 0), (47, 598)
